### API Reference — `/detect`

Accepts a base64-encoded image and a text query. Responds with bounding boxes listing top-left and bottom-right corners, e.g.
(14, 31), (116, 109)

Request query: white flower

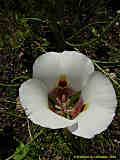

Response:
(19, 51), (117, 139)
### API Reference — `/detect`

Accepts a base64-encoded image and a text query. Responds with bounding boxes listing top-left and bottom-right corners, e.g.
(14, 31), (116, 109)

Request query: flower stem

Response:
(63, 128), (81, 153)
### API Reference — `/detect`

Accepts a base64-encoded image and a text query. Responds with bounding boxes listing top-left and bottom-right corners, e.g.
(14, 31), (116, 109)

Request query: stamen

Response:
(56, 97), (62, 106)
(55, 105), (61, 110)
(61, 94), (66, 103)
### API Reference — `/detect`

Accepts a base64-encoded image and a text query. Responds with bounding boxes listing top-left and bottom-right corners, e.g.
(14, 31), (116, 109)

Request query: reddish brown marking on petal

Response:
(58, 80), (68, 88)
(71, 111), (78, 119)
(49, 88), (76, 100)
(71, 107), (80, 119)
(80, 104), (86, 112)
(71, 104), (86, 119)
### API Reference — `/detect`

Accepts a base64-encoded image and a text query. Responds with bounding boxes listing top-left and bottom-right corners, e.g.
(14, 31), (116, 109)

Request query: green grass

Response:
(0, 2), (120, 159)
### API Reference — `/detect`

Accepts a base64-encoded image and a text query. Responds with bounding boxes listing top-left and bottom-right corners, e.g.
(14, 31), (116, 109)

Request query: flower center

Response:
(48, 75), (88, 120)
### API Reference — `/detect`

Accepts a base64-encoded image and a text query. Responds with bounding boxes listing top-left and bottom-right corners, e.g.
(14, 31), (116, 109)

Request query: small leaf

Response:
(13, 141), (30, 160)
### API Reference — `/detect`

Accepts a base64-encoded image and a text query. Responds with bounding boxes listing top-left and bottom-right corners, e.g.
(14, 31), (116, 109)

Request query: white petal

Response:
(33, 51), (94, 91)
(81, 71), (117, 111)
(68, 107), (115, 139)
(61, 51), (94, 90)
(33, 52), (61, 91)
(68, 71), (117, 138)
(19, 79), (76, 129)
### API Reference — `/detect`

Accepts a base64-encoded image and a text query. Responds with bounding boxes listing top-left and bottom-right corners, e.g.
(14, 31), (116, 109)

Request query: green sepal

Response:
(69, 91), (81, 108)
